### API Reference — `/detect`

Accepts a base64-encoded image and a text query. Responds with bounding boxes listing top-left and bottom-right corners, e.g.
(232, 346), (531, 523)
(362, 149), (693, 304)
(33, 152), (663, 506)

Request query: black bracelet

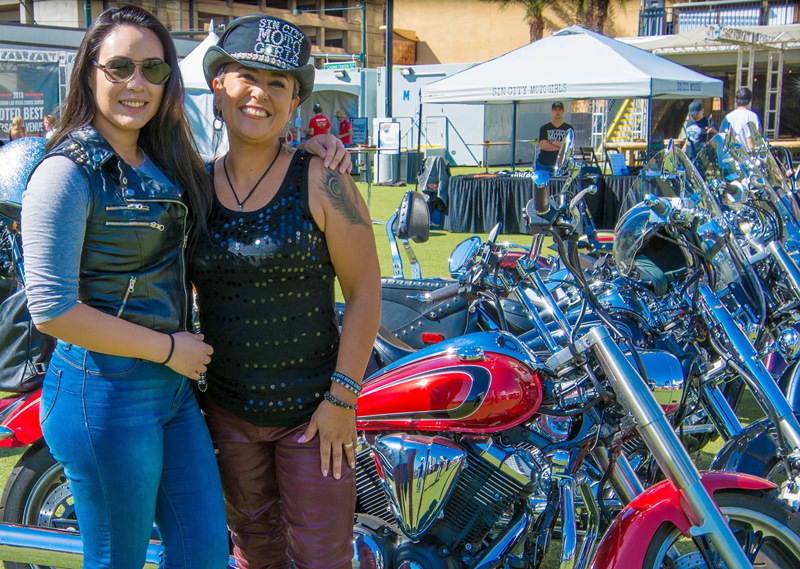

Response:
(324, 390), (357, 411)
(331, 371), (362, 395)
(159, 334), (175, 365)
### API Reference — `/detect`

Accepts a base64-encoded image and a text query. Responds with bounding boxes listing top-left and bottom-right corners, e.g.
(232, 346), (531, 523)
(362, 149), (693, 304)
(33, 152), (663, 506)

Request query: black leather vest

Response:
(42, 127), (190, 333)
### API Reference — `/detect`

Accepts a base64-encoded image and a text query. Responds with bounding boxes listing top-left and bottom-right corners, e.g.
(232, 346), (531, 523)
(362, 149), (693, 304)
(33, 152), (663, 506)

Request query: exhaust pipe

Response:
(0, 523), (162, 569)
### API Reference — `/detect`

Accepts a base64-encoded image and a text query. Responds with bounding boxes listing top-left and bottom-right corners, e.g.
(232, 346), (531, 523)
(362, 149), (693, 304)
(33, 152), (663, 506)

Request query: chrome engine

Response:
(355, 433), (543, 565)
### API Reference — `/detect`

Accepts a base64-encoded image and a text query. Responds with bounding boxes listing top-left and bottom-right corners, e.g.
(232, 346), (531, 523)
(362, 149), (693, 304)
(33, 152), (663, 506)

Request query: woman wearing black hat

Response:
(190, 15), (380, 569)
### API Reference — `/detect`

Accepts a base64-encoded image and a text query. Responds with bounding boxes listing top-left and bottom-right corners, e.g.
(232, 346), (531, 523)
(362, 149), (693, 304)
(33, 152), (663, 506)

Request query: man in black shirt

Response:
(682, 100), (717, 162)
(536, 101), (573, 174)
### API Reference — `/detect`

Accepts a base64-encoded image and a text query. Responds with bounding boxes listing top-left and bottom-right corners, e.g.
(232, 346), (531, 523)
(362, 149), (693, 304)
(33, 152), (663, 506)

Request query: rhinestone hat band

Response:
(230, 52), (294, 71)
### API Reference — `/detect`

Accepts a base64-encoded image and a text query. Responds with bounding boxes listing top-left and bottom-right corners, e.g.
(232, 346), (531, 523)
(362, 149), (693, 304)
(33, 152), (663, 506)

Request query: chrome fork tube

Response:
(701, 384), (745, 441)
(585, 326), (753, 569)
(767, 240), (800, 303)
(575, 482), (600, 569)
(559, 478), (577, 569)
(530, 271), (573, 339)
(588, 447), (644, 505)
(698, 283), (800, 452)
(513, 285), (560, 354)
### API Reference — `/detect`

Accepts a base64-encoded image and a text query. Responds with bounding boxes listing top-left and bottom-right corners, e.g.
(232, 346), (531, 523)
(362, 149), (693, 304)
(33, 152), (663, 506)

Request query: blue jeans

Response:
(41, 342), (229, 569)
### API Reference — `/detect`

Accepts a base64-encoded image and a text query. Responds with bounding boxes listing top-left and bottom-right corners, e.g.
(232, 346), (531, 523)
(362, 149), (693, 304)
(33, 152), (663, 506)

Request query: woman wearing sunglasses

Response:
(20, 6), (349, 569)
(189, 16), (380, 569)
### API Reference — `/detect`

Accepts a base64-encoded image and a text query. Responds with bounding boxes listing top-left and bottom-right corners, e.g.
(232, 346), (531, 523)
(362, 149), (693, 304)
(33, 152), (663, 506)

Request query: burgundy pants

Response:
(201, 396), (355, 569)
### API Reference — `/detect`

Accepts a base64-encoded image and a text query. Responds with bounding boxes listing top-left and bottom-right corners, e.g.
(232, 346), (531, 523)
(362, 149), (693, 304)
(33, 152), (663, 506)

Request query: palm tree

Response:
(573, 0), (626, 34)
(481, 0), (559, 42)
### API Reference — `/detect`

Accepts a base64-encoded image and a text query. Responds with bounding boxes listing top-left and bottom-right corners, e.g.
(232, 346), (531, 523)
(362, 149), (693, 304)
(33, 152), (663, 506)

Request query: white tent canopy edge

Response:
(420, 25), (723, 105)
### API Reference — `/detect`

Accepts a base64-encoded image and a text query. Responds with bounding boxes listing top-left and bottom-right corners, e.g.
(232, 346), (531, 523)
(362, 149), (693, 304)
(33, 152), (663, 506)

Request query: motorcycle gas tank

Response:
(357, 332), (543, 433)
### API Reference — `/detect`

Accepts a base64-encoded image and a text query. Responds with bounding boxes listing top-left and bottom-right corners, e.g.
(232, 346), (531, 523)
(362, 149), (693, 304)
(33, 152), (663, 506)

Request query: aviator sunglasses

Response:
(92, 57), (172, 85)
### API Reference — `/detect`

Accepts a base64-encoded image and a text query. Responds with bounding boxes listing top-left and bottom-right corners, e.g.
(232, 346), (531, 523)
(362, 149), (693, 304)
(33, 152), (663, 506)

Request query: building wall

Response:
(393, 0), (531, 65)
(394, 0), (643, 65)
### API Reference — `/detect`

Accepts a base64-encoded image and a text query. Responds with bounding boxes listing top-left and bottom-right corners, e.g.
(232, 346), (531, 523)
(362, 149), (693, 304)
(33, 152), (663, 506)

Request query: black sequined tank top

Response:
(189, 151), (340, 427)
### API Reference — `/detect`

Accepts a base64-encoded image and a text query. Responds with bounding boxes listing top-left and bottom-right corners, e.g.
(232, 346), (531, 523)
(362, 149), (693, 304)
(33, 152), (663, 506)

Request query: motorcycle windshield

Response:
(641, 144), (722, 217)
(613, 202), (657, 277)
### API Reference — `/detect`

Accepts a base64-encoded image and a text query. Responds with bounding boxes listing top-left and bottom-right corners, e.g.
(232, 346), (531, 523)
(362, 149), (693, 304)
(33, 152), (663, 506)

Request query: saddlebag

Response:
(0, 288), (54, 392)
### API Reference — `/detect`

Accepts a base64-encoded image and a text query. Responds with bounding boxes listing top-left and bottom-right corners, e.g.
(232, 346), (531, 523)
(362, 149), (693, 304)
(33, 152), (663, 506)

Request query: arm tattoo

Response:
(319, 171), (370, 228)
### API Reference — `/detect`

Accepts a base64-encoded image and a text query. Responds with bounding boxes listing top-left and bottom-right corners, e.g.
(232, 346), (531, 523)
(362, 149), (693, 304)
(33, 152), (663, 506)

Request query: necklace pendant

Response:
(238, 204), (243, 212)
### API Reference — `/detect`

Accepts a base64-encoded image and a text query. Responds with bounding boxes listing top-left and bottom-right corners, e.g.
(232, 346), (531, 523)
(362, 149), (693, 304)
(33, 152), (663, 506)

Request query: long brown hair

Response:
(48, 5), (211, 238)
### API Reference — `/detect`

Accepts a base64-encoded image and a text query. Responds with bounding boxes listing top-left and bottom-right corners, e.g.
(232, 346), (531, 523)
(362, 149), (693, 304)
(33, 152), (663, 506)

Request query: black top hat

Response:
(203, 15), (315, 103)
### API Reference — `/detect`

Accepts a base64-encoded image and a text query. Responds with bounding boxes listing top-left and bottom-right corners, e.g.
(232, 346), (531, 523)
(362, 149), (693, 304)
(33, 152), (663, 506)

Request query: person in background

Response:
(9, 116), (26, 140)
(682, 100), (717, 162)
(307, 102), (331, 138)
(536, 101), (573, 174)
(335, 109), (351, 147)
(42, 114), (57, 140)
(193, 14), (380, 569)
(720, 87), (760, 150)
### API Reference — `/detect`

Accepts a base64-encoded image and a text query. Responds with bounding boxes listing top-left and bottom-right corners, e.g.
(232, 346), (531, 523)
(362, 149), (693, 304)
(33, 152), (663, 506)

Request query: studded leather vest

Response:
(39, 126), (190, 333)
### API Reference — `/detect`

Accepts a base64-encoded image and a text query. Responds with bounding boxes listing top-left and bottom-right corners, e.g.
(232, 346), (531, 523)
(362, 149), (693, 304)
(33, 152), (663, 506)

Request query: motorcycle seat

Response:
(373, 324), (416, 366)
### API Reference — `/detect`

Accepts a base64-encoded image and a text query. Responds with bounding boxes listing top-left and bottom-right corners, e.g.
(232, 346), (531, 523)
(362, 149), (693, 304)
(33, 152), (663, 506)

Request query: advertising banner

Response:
(0, 61), (59, 138)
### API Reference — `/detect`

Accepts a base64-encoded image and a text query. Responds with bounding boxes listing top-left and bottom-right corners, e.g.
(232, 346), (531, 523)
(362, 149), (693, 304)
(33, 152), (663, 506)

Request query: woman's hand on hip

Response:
(298, 401), (357, 479)
(299, 134), (352, 174)
(166, 331), (213, 381)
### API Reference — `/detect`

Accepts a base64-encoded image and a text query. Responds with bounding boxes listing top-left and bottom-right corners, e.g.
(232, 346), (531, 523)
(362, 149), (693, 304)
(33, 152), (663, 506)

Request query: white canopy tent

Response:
(420, 25), (723, 167)
(421, 25), (724, 105)
(179, 31), (225, 159)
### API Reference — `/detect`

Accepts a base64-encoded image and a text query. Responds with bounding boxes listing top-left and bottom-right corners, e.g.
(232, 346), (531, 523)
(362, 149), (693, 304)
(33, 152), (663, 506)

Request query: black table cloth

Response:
(443, 174), (641, 234)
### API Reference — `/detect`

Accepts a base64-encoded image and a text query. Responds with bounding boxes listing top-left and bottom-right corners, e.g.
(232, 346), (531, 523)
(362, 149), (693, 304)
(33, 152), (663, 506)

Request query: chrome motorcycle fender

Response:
(710, 417), (778, 477)
(589, 472), (775, 569)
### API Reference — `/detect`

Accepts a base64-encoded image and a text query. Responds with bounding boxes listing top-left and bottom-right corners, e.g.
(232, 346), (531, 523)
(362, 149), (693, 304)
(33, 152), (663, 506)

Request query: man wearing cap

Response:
(307, 102), (331, 138)
(721, 87), (761, 150)
(536, 102), (573, 174)
(682, 100), (717, 162)
(335, 110), (352, 147)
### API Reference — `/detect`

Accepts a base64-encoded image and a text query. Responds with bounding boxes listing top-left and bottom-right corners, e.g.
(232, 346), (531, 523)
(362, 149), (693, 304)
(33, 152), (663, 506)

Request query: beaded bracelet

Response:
(324, 390), (358, 411)
(331, 371), (362, 395)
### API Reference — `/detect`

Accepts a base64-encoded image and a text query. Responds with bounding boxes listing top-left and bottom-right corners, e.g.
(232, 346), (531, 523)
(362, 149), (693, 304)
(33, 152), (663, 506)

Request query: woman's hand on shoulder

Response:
(165, 331), (213, 381)
(298, 134), (352, 174)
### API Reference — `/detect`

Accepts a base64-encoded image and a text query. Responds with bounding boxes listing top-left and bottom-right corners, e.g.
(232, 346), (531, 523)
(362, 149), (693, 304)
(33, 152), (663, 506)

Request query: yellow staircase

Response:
(604, 99), (647, 146)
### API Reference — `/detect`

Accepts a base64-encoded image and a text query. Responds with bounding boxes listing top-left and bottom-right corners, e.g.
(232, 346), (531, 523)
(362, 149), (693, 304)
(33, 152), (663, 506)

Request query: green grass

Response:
(0, 168), (766, 567)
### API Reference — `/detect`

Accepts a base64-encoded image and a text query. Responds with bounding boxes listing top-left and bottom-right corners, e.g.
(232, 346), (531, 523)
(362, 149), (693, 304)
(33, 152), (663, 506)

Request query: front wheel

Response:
(643, 489), (800, 568)
(0, 440), (76, 569)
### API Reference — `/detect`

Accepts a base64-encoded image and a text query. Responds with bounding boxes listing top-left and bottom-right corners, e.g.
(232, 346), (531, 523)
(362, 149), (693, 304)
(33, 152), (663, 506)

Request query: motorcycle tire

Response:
(642, 489), (800, 569)
(0, 440), (74, 569)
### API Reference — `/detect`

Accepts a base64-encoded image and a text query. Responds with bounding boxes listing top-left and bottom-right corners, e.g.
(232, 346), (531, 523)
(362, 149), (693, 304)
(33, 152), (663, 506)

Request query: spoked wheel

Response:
(0, 441), (77, 569)
(643, 490), (800, 569)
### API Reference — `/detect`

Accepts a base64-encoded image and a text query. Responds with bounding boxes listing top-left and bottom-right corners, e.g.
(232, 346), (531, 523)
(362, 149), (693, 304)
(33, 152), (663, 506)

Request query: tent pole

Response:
(415, 97), (423, 192)
(511, 101), (518, 172)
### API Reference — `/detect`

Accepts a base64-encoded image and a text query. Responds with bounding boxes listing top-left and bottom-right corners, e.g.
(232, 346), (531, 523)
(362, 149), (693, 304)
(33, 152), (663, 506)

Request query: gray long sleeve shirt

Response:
(21, 153), (172, 324)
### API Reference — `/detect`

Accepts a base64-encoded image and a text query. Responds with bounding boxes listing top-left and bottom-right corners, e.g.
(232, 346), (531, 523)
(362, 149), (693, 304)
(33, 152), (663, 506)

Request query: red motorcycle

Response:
(1, 195), (799, 568)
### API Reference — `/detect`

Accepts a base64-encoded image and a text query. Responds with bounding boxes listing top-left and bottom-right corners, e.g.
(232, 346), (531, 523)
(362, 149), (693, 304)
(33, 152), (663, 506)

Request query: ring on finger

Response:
(343, 442), (354, 449)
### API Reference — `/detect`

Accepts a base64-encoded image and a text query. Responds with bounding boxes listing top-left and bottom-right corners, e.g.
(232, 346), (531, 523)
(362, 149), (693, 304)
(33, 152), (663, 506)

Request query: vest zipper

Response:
(105, 203), (150, 212)
(105, 221), (165, 231)
(125, 197), (190, 331)
(116, 276), (137, 317)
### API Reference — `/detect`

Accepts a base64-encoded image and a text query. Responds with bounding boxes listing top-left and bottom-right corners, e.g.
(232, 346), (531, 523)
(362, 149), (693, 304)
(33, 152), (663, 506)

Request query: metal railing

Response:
(638, 0), (799, 37)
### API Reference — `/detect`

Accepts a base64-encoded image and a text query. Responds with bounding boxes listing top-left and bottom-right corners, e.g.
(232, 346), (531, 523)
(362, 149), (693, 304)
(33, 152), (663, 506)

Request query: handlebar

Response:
(535, 183), (550, 216)
(426, 282), (462, 303)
